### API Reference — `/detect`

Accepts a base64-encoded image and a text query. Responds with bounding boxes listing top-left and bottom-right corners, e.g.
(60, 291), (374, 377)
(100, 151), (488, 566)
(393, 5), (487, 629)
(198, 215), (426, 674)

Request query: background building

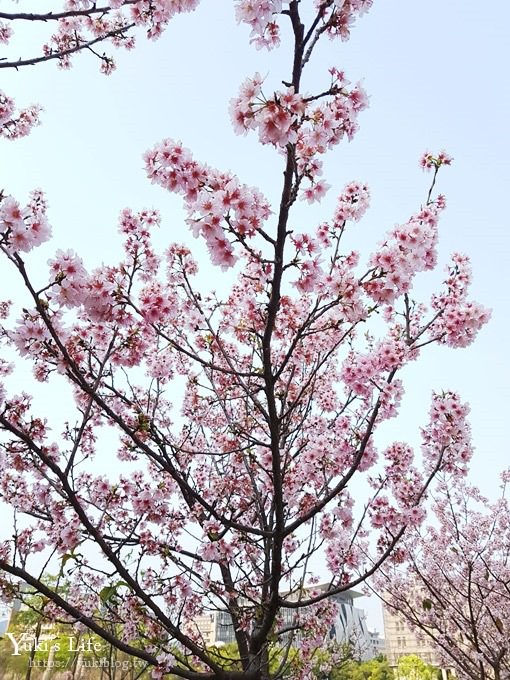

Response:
(0, 600), (11, 635)
(189, 612), (217, 647)
(382, 603), (450, 678)
(325, 588), (372, 659)
(382, 602), (439, 666)
(367, 629), (385, 658)
(191, 587), (376, 659)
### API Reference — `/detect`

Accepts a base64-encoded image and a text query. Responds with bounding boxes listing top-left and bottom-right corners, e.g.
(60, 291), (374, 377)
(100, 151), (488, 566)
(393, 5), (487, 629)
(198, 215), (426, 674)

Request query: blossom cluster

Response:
(420, 149), (453, 171)
(0, 90), (41, 140)
(333, 181), (370, 224)
(230, 74), (305, 146)
(234, 0), (374, 48)
(365, 200), (443, 304)
(422, 390), (473, 475)
(341, 338), (406, 398)
(234, 0), (284, 49)
(144, 138), (271, 268)
(429, 252), (491, 348)
(230, 69), (368, 200)
(0, 191), (51, 252)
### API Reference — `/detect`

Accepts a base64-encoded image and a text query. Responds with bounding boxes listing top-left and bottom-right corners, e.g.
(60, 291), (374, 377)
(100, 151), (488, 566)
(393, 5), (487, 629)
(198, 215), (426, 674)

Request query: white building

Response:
(0, 600), (11, 635)
(191, 586), (373, 658)
(367, 629), (385, 658)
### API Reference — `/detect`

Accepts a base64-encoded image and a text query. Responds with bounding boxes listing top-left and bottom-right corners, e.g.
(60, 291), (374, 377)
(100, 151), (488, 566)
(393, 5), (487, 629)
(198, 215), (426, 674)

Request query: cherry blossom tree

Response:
(377, 474), (510, 680)
(0, 2), (490, 679)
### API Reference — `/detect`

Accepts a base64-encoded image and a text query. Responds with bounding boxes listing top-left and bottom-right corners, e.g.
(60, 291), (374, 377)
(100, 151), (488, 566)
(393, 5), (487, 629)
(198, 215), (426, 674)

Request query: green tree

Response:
(330, 657), (393, 680)
(395, 654), (440, 680)
(1, 583), (153, 680)
(0, 584), (78, 680)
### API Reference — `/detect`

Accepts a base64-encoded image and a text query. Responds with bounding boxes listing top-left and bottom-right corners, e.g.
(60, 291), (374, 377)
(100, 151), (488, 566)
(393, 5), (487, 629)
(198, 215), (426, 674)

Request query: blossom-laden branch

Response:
(377, 474), (510, 680)
(0, 90), (41, 139)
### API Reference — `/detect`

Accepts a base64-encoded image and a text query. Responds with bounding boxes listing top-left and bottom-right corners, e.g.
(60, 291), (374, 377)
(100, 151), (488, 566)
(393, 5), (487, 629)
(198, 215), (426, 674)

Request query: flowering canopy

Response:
(0, 2), (489, 679)
(378, 474), (510, 680)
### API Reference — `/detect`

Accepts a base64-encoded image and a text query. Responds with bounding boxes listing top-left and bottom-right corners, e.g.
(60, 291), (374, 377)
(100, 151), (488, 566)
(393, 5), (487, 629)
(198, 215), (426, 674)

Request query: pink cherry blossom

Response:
(0, 4), (491, 680)
(420, 149), (453, 171)
(0, 90), (41, 140)
(379, 478), (510, 680)
(0, 191), (51, 252)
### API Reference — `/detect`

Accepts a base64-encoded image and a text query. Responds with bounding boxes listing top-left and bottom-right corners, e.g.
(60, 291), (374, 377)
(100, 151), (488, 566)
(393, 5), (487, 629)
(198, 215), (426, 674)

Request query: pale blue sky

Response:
(1, 0), (509, 631)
